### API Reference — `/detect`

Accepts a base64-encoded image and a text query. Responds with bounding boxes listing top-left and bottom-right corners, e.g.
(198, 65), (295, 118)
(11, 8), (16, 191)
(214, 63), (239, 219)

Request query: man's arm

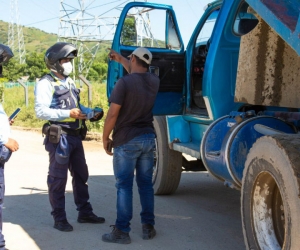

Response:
(102, 103), (121, 155)
(34, 78), (71, 121)
(0, 104), (18, 151)
(108, 49), (130, 73)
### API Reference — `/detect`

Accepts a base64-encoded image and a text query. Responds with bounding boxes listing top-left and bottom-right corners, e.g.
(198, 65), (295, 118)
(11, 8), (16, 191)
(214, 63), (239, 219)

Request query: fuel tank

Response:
(200, 111), (296, 188)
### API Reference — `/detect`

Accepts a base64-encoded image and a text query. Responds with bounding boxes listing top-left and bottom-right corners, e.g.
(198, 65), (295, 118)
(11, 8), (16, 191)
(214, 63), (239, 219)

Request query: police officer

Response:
(34, 42), (104, 232)
(0, 43), (19, 249)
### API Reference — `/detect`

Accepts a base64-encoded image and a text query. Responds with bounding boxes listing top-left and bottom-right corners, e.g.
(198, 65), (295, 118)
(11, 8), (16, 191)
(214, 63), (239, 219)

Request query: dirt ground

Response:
(3, 128), (245, 250)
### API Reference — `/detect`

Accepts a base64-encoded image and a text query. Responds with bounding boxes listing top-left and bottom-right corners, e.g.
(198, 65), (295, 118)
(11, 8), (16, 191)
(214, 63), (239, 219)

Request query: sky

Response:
(0, 0), (212, 46)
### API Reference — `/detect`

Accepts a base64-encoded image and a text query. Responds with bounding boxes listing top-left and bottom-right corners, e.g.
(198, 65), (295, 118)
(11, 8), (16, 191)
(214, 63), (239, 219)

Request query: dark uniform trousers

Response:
(45, 134), (93, 222)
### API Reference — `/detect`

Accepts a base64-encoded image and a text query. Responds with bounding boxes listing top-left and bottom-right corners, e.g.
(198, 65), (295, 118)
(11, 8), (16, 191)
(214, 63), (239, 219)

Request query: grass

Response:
(2, 82), (109, 134)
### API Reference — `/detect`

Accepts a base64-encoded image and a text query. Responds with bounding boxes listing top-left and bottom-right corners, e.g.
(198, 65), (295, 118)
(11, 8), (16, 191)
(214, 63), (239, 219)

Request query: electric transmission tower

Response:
(58, 0), (149, 79)
(8, 0), (26, 64)
(129, 5), (155, 47)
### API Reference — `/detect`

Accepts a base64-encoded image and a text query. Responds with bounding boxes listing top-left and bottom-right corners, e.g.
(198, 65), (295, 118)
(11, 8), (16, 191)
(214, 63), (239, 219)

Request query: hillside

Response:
(0, 20), (112, 55)
(0, 20), (57, 53)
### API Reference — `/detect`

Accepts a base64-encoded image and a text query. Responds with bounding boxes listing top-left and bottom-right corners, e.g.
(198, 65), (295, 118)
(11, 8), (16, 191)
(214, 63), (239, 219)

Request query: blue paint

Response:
(108, 0), (300, 188)
(201, 112), (296, 186)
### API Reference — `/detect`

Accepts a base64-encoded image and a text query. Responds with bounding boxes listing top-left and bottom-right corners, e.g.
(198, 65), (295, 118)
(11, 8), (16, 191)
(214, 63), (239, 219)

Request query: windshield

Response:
(196, 10), (219, 45)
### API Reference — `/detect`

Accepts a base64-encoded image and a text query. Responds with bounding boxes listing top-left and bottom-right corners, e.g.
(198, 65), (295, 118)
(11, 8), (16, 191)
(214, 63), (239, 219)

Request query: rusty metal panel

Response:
(235, 16), (300, 108)
(246, 0), (300, 55)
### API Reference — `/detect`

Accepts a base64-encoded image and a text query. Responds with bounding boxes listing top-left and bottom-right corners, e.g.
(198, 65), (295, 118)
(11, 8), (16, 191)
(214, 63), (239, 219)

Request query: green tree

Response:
(2, 59), (26, 81)
(121, 17), (137, 46)
(25, 52), (48, 80)
(87, 68), (99, 81)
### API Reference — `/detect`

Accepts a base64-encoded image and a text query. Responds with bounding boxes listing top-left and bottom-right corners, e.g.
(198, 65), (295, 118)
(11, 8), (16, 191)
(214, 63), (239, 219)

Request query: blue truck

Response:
(107, 0), (300, 249)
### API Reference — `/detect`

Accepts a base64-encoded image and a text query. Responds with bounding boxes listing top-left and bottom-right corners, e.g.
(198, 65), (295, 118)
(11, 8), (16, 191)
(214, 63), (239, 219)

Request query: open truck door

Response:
(107, 2), (185, 115)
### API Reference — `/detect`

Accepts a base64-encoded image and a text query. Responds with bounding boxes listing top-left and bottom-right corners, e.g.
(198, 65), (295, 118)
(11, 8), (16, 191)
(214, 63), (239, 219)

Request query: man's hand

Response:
(9, 118), (14, 126)
(4, 138), (19, 152)
(108, 48), (122, 63)
(108, 48), (130, 72)
(70, 108), (87, 120)
(103, 138), (113, 156)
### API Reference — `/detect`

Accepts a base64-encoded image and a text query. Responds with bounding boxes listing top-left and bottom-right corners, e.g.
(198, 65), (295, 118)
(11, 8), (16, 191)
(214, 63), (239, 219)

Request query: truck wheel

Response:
(153, 116), (182, 195)
(241, 135), (300, 250)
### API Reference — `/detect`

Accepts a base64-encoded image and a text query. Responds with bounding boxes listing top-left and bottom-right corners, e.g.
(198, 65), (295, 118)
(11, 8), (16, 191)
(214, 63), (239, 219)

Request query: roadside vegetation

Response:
(0, 20), (111, 134)
(2, 83), (109, 134)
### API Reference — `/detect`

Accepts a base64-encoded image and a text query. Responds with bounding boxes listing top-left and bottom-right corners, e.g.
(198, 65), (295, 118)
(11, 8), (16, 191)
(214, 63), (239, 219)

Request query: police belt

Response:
(42, 123), (81, 137)
(60, 127), (81, 136)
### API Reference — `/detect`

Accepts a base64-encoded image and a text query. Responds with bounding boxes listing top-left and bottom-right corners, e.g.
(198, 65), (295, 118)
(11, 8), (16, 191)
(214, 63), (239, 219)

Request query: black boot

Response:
(54, 219), (73, 232)
(102, 225), (131, 244)
(77, 212), (105, 223)
(142, 224), (156, 240)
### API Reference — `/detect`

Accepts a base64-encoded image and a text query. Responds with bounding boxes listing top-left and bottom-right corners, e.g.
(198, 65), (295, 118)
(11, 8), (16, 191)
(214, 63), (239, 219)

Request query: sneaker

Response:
(142, 224), (156, 240)
(77, 212), (105, 224)
(54, 219), (73, 232)
(102, 225), (131, 244)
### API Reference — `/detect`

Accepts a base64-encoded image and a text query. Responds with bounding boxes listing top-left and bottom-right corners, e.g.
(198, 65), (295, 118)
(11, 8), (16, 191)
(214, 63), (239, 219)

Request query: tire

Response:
(241, 135), (300, 250)
(153, 116), (182, 195)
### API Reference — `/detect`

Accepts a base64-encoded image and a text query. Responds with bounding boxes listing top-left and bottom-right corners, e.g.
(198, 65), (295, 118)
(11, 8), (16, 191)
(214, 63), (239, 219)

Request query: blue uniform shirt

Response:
(0, 103), (10, 145)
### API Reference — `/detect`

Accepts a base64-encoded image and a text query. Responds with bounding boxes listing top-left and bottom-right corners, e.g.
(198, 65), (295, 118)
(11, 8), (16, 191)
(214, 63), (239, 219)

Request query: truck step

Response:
(172, 142), (201, 159)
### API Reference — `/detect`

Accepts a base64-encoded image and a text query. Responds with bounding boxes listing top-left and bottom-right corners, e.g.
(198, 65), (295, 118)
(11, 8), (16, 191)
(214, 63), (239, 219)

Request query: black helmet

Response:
(0, 44), (14, 64)
(44, 42), (77, 75)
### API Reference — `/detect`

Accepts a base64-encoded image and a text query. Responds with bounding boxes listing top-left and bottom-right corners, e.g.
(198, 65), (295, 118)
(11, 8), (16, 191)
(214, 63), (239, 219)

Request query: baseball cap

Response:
(128, 47), (152, 65)
(55, 135), (70, 165)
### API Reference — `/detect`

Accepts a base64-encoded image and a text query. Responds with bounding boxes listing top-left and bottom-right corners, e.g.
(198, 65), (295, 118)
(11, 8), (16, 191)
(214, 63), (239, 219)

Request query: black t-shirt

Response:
(109, 72), (160, 147)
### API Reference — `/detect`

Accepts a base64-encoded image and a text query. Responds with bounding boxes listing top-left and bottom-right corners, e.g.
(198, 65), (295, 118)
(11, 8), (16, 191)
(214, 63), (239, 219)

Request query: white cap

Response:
(129, 47), (152, 65)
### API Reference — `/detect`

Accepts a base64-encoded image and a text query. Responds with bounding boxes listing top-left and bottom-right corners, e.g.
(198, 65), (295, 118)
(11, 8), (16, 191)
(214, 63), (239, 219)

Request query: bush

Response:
(2, 82), (109, 134)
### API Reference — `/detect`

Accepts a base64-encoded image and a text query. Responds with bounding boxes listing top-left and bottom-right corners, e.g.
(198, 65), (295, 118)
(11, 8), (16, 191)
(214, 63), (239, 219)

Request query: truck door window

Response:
(120, 7), (181, 49)
(233, 1), (258, 36)
(191, 10), (218, 112)
(167, 11), (181, 49)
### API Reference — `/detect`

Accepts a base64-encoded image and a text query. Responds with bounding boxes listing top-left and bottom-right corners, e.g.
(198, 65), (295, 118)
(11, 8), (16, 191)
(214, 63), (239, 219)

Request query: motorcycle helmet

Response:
(0, 44), (14, 64)
(44, 42), (77, 75)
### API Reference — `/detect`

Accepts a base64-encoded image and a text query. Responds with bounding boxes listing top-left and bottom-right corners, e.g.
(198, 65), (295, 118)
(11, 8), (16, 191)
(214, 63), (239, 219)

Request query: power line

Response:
(186, 0), (198, 18)
(25, 17), (59, 27)
(30, 0), (58, 17)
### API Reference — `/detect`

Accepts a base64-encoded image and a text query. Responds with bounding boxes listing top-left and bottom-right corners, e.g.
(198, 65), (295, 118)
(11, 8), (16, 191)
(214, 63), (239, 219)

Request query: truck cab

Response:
(107, 0), (300, 249)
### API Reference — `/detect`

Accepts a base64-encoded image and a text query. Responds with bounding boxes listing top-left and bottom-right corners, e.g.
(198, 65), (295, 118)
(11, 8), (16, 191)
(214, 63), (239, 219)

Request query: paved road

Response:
(3, 128), (245, 250)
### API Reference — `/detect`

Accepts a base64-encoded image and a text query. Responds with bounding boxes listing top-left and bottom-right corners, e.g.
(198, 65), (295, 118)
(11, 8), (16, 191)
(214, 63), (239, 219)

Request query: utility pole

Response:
(57, 0), (149, 82)
(8, 0), (26, 64)
(58, 0), (118, 81)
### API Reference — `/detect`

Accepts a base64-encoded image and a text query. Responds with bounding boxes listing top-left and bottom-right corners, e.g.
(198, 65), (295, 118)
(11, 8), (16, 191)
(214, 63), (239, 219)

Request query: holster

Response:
(42, 123), (62, 144)
(42, 123), (50, 136)
(49, 124), (62, 144)
(80, 121), (88, 140)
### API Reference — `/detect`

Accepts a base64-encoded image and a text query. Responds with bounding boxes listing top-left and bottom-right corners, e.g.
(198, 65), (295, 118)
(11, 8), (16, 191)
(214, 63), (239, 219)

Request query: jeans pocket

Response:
(115, 143), (141, 160)
(123, 145), (141, 159)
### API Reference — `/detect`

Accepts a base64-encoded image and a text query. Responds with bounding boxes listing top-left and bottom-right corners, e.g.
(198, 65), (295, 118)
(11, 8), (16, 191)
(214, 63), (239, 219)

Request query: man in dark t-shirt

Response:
(102, 47), (159, 244)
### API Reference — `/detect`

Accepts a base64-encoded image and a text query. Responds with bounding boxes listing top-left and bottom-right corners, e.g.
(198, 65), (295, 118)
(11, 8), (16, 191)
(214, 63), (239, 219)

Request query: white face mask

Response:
(62, 61), (73, 76)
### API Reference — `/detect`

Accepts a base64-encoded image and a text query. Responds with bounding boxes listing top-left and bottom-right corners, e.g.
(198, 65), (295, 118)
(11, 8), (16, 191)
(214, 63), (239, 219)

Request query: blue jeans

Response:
(113, 133), (156, 233)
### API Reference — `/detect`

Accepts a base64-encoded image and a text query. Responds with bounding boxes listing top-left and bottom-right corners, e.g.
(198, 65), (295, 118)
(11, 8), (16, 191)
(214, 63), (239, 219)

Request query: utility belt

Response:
(42, 123), (87, 143)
